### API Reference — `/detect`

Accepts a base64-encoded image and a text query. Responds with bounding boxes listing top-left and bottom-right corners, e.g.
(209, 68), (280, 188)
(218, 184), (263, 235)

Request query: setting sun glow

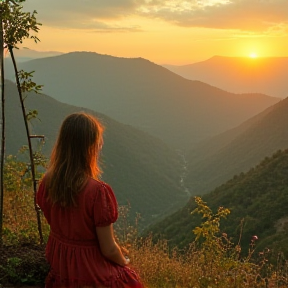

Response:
(249, 53), (258, 58)
(21, 1), (288, 64)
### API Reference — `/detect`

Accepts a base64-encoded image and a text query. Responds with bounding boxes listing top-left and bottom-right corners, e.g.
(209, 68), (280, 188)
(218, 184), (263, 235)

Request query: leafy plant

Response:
(129, 197), (288, 288)
(0, 0), (43, 243)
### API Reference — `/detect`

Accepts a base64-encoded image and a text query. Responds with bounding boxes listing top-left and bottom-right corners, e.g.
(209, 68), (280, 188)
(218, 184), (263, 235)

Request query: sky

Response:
(22, 0), (288, 65)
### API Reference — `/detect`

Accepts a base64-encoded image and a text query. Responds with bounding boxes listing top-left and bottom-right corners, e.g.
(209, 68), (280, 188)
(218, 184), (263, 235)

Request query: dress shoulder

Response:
(92, 181), (118, 227)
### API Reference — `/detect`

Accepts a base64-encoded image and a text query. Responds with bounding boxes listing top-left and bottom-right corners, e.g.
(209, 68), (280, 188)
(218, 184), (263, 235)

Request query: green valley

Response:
(186, 97), (288, 194)
(147, 149), (288, 256)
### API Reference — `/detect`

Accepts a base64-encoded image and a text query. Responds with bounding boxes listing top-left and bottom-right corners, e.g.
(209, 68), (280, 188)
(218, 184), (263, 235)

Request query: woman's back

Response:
(37, 112), (143, 288)
(38, 177), (142, 288)
(38, 178), (118, 242)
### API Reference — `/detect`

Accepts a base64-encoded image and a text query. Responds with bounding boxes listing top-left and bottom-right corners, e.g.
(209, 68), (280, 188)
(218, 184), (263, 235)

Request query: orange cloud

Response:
(23, 0), (288, 34)
(140, 0), (288, 32)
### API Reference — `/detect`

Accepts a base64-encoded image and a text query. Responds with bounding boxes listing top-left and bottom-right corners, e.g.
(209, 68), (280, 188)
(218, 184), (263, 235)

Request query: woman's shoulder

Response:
(88, 179), (118, 225)
(85, 178), (114, 198)
(87, 178), (111, 189)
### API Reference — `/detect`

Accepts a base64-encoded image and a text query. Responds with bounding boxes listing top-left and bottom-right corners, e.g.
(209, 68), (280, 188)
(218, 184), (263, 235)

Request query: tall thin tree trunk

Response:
(9, 46), (43, 244)
(0, 5), (5, 245)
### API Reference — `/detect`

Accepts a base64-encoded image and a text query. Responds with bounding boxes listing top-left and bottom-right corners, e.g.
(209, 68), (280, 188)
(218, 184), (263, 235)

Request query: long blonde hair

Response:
(46, 112), (104, 207)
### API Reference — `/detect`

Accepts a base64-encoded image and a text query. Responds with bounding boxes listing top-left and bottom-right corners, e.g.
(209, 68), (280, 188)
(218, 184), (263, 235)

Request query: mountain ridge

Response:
(186, 97), (288, 194)
(164, 56), (288, 98)
(4, 51), (279, 150)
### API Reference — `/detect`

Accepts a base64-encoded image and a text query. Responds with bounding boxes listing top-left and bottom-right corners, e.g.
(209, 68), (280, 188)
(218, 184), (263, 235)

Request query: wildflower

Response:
(235, 245), (241, 253)
(251, 235), (258, 241)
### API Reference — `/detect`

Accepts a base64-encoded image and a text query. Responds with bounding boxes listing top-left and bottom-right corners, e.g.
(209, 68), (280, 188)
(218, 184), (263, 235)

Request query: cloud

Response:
(23, 0), (145, 31)
(24, 0), (144, 18)
(138, 0), (288, 32)
(23, 0), (288, 33)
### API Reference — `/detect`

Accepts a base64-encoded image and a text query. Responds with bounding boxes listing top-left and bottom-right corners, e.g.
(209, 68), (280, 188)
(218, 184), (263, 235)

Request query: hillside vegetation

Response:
(186, 97), (288, 194)
(5, 52), (279, 149)
(1, 178), (288, 287)
(4, 80), (187, 227)
(147, 149), (288, 256)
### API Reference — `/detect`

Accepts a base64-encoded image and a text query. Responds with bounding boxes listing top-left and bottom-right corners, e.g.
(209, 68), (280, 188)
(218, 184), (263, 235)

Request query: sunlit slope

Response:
(164, 56), (288, 98)
(5, 80), (187, 227)
(186, 97), (288, 194)
(147, 149), (288, 255)
(5, 52), (279, 149)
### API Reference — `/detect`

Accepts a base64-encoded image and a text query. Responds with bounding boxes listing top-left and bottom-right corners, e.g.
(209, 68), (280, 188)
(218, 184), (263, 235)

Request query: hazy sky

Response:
(22, 0), (288, 64)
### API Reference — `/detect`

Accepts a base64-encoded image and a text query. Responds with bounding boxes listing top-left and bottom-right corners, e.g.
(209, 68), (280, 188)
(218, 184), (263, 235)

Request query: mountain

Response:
(185, 97), (288, 194)
(163, 56), (288, 99)
(147, 149), (288, 256)
(5, 47), (63, 62)
(3, 80), (188, 228)
(4, 52), (279, 150)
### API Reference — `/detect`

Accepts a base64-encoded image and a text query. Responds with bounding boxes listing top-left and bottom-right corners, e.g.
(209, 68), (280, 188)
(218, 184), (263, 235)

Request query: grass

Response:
(125, 197), (288, 288)
(1, 173), (288, 287)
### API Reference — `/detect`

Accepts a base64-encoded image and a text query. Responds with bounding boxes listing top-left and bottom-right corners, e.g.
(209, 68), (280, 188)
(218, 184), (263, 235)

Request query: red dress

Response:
(37, 177), (143, 288)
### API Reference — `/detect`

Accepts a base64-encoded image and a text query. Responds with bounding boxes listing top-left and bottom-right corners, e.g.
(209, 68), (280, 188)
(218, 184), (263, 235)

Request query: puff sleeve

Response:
(93, 183), (118, 227)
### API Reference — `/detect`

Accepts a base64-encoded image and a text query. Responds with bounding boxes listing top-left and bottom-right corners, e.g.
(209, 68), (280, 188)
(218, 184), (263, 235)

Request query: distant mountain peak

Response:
(5, 52), (279, 149)
(164, 56), (288, 98)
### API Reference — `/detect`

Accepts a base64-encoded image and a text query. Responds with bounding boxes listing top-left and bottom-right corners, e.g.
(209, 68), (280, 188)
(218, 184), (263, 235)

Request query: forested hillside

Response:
(5, 52), (279, 149)
(4, 80), (187, 227)
(186, 97), (288, 194)
(148, 149), (288, 256)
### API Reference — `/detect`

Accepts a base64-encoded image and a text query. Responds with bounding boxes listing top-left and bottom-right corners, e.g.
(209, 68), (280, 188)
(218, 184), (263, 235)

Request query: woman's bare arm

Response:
(96, 224), (129, 266)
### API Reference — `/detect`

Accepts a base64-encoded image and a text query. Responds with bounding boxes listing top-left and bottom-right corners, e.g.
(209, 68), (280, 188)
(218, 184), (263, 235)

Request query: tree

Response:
(0, 0), (42, 244)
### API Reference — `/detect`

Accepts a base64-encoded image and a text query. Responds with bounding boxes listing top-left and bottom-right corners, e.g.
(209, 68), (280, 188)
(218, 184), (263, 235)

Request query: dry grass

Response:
(1, 171), (288, 287)
(116, 198), (288, 288)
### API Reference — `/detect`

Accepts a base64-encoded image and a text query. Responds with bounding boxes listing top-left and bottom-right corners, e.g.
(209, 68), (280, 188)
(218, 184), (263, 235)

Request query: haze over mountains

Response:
(185, 97), (288, 194)
(5, 47), (63, 62)
(4, 80), (187, 227)
(5, 52), (279, 150)
(164, 56), (288, 99)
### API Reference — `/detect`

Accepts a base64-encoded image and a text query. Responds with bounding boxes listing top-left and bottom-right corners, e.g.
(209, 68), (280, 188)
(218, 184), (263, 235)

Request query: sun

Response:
(249, 52), (258, 58)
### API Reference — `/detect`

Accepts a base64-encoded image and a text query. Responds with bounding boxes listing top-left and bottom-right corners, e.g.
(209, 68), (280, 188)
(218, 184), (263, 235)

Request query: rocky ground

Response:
(0, 241), (48, 287)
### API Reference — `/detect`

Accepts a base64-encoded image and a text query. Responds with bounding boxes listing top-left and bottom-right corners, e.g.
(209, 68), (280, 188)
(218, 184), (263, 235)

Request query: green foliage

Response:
(0, 154), (48, 283)
(4, 147), (47, 191)
(0, 247), (49, 285)
(192, 196), (230, 244)
(4, 154), (30, 191)
(0, 257), (37, 284)
(0, 0), (44, 244)
(134, 198), (288, 288)
(1, 0), (41, 48)
(148, 149), (288, 257)
(18, 69), (43, 96)
(2, 151), (49, 246)
(0, 257), (23, 283)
